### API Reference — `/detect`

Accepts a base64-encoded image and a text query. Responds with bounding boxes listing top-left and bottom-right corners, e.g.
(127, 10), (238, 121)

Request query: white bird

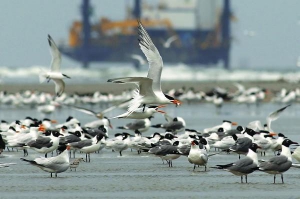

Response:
(107, 21), (181, 116)
(130, 54), (146, 65)
(266, 105), (290, 133)
(20, 145), (70, 177)
(69, 158), (85, 171)
(39, 35), (70, 97)
(161, 35), (178, 48)
(188, 140), (209, 171)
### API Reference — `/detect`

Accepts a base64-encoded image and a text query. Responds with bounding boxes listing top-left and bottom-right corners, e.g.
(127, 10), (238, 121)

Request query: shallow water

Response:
(0, 103), (300, 198)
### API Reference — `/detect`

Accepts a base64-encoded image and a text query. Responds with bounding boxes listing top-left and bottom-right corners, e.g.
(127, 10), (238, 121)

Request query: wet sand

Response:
(1, 81), (298, 95)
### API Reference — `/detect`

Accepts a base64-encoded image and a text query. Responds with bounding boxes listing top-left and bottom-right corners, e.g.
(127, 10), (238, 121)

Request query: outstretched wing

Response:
(48, 35), (61, 72)
(52, 78), (65, 97)
(137, 21), (163, 93)
(266, 104), (290, 131)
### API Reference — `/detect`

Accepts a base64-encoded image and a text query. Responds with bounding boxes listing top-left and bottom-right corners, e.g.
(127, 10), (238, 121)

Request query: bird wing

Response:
(164, 35), (178, 47)
(247, 120), (263, 131)
(67, 105), (98, 117)
(131, 54), (146, 65)
(163, 113), (173, 123)
(52, 78), (65, 97)
(266, 104), (290, 131)
(27, 136), (52, 149)
(70, 139), (93, 149)
(108, 77), (156, 114)
(126, 120), (146, 130)
(259, 156), (291, 171)
(138, 21), (163, 93)
(48, 35), (61, 72)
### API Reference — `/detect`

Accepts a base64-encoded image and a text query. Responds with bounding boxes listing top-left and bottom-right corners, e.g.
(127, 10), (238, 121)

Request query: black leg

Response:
(45, 153), (47, 158)
(51, 173), (52, 178)
(281, 174), (284, 183)
(241, 176), (243, 183)
(239, 154), (240, 159)
(246, 175), (248, 183)
(274, 175), (276, 184)
(193, 165), (196, 170)
(55, 173), (57, 177)
(88, 154), (90, 162)
(142, 104), (146, 112)
(205, 165), (207, 171)
(120, 151), (122, 156)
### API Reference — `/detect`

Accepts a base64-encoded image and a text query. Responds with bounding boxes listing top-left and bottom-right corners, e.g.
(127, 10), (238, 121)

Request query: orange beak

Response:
(109, 124), (113, 129)
(51, 120), (57, 124)
(172, 99), (182, 107)
(38, 125), (46, 132)
(157, 110), (166, 114)
(269, 132), (277, 136)
(21, 125), (26, 129)
(231, 122), (238, 126)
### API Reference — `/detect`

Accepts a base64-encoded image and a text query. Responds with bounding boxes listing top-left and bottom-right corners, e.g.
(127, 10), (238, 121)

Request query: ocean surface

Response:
(1, 63), (300, 84)
(0, 102), (300, 198)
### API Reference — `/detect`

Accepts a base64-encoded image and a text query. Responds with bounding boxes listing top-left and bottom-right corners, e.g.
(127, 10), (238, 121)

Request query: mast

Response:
(221, 0), (231, 69)
(81, 0), (91, 68)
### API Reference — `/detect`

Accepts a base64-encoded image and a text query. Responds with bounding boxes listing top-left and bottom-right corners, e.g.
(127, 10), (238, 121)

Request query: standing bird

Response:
(259, 139), (298, 183)
(69, 134), (106, 162)
(39, 35), (71, 97)
(214, 143), (261, 183)
(118, 117), (152, 132)
(188, 139), (209, 171)
(20, 145), (70, 177)
(69, 158), (85, 171)
(107, 21), (181, 116)
(151, 116), (186, 134)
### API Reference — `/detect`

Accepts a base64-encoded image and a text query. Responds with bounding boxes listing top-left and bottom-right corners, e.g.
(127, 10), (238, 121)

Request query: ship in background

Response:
(58, 0), (233, 69)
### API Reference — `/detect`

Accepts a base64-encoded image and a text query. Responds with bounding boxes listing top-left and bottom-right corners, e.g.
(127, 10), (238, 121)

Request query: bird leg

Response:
(281, 174), (284, 183)
(45, 153), (47, 158)
(205, 165), (207, 171)
(274, 175), (276, 184)
(119, 151), (122, 156)
(50, 173), (52, 178)
(241, 176), (243, 183)
(23, 149), (28, 157)
(245, 175), (248, 183)
(88, 153), (91, 162)
(142, 104), (146, 112)
(239, 154), (241, 159)
(193, 165), (196, 171)
(55, 173), (57, 177)
(85, 153), (88, 162)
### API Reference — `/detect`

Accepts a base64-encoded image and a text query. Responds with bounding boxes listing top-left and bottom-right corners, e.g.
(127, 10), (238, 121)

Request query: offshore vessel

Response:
(58, 0), (232, 69)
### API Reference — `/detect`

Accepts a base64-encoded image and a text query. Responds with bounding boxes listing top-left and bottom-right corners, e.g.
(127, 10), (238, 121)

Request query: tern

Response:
(20, 145), (70, 177)
(39, 35), (70, 97)
(107, 21), (181, 116)
(259, 139), (298, 183)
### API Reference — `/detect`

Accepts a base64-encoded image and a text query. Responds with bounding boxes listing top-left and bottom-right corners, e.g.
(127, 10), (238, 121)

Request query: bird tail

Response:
(20, 158), (37, 165)
(213, 163), (234, 169)
(117, 127), (126, 130)
(39, 68), (48, 83)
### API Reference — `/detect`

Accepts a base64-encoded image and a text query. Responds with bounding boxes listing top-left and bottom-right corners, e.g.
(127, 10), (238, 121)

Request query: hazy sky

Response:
(1, 0), (300, 70)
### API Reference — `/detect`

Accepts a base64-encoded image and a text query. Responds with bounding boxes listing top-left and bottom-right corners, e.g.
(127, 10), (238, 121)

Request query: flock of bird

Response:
(1, 21), (300, 185)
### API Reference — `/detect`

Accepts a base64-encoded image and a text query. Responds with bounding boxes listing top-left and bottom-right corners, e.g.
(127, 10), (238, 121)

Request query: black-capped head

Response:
(114, 133), (122, 137)
(66, 116), (74, 122)
(218, 128), (224, 132)
(223, 120), (231, 123)
(134, 130), (141, 135)
(74, 131), (81, 137)
(61, 126), (68, 130)
(173, 141), (180, 146)
(282, 139), (298, 147)
(173, 117), (178, 122)
(52, 131), (62, 137)
(9, 126), (16, 131)
(199, 138), (208, 145)
(96, 134), (105, 143)
(245, 128), (257, 137)
(164, 133), (176, 140)
(249, 143), (261, 153)
(191, 140), (199, 146)
(278, 133), (287, 138)
(98, 125), (107, 133)
(236, 126), (244, 132)
(15, 120), (21, 125)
